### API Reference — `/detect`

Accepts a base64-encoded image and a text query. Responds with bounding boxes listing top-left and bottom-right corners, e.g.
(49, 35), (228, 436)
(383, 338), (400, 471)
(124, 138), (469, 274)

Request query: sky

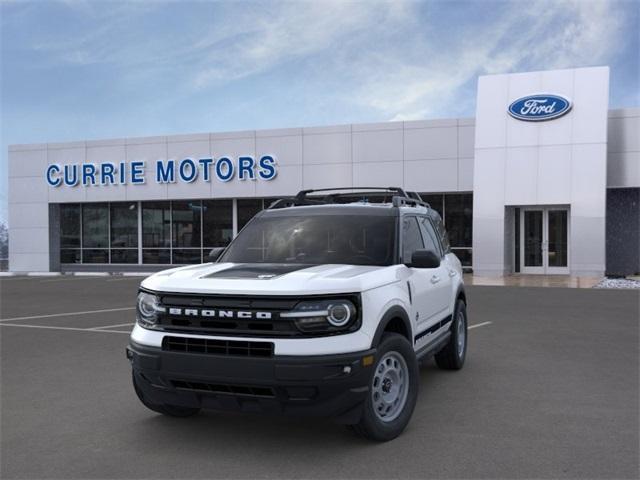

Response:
(1, 0), (639, 224)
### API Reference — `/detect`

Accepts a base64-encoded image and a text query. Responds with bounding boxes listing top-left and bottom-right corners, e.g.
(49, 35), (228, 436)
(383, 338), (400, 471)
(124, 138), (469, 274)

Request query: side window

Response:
(402, 216), (424, 263)
(419, 217), (442, 257)
(433, 215), (451, 252)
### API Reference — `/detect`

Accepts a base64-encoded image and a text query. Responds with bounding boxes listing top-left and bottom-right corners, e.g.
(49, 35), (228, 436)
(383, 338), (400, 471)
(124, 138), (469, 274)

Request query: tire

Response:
(434, 299), (467, 370)
(350, 333), (419, 442)
(132, 372), (201, 418)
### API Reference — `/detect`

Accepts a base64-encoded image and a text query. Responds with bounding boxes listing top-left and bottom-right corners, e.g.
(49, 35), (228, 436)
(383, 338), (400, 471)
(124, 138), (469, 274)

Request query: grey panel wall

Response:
(607, 108), (640, 188)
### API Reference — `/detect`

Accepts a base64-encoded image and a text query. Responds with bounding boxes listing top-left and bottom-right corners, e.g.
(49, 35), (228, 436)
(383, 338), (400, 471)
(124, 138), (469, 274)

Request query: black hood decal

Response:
(203, 263), (317, 280)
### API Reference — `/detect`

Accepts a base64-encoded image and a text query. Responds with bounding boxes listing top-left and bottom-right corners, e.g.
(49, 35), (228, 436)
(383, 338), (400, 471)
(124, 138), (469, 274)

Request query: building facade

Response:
(7, 66), (640, 276)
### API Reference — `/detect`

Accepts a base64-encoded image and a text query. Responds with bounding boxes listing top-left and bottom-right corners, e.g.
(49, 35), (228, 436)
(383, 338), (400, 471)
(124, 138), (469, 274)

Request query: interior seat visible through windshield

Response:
(220, 214), (396, 266)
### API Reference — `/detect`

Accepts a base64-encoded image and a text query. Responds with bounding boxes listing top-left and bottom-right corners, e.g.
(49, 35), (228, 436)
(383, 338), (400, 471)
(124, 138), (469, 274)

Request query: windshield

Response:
(220, 214), (397, 266)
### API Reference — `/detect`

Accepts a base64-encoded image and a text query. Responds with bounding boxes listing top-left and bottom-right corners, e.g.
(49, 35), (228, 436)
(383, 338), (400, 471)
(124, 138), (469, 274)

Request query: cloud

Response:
(349, 0), (627, 120)
(190, 1), (412, 89)
(5, 0), (634, 122)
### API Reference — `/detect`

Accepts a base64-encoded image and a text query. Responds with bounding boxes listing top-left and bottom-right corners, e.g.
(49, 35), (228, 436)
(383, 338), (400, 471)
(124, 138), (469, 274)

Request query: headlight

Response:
(136, 292), (164, 328)
(282, 298), (358, 334)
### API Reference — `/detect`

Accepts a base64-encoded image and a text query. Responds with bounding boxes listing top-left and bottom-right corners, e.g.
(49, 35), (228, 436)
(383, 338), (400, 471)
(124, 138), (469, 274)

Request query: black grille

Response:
(171, 380), (275, 398)
(157, 294), (299, 337)
(153, 292), (361, 338)
(162, 336), (274, 357)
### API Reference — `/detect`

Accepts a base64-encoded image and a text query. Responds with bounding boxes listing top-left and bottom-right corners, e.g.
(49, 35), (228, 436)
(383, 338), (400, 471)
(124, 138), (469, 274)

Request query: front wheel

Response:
(434, 299), (467, 370)
(350, 333), (419, 441)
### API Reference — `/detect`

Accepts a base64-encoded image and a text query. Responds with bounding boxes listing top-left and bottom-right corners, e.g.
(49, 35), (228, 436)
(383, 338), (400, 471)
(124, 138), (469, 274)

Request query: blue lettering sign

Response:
(101, 162), (116, 185)
(238, 156), (255, 180)
(179, 158), (198, 183)
(199, 158), (213, 182)
(215, 157), (234, 182)
(130, 161), (145, 184)
(156, 159), (175, 183)
(258, 155), (277, 180)
(46, 164), (61, 187)
(46, 155), (277, 187)
(64, 164), (78, 186)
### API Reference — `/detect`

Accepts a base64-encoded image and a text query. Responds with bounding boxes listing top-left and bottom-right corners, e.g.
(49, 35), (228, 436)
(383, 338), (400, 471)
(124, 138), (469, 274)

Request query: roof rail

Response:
(267, 187), (431, 210)
(296, 186), (409, 200)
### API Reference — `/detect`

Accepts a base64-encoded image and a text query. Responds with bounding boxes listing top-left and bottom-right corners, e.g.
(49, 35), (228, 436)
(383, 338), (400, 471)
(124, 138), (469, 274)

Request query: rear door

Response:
(401, 216), (449, 338)
(416, 216), (452, 329)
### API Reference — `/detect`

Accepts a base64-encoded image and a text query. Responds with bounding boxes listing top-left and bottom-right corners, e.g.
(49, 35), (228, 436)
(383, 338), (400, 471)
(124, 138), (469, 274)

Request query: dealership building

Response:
(7, 66), (640, 276)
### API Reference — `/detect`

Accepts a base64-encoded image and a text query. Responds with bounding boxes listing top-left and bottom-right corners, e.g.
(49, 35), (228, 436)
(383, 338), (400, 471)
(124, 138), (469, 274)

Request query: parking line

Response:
(40, 277), (108, 283)
(0, 323), (131, 334)
(0, 307), (135, 323)
(468, 321), (492, 329)
(89, 322), (135, 330)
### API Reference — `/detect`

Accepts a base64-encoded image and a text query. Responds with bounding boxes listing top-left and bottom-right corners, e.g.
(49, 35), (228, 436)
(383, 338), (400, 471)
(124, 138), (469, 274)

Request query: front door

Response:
(520, 208), (569, 274)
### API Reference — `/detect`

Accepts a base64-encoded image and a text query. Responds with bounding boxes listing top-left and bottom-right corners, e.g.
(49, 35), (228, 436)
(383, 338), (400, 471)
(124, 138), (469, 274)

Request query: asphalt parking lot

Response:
(1, 276), (638, 479)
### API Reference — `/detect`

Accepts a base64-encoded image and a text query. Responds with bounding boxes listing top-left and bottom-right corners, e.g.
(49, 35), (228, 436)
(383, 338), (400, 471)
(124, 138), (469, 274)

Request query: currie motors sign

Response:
(45, 155), (277, 187)
(508, 94), (572, 122)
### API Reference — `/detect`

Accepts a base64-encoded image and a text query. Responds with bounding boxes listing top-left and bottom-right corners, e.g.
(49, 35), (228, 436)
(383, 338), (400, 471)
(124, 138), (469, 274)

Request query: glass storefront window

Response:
(203, 200), (233, 248)
(82, 204), (108, 248)
(111, 249), (138, 264)
(420, 193), (444, 218)
(60, 249), (81, 264)
(237, 199), (264, 231)
(142, 202), (171, 248)
(58, 194), (469, 267)
(452, 248), (472, 267)
(419, 193), (473, 267)
(142, 249), (170, 264)
(82, 249), (109, 263)
(172, 249), (202, 264)
(444, 194), (473, 248)
(172, 201), (202, 249)
(60, 204), (81, 248)
(111, 203), (138, 248)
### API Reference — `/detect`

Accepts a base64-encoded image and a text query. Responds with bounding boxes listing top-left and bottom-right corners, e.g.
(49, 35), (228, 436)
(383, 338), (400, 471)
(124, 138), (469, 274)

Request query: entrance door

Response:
(520, 208), (569, 274)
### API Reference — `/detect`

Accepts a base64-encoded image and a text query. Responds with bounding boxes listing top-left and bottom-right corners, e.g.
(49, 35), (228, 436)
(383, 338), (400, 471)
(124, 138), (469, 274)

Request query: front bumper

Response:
(127, 341), (376, 423)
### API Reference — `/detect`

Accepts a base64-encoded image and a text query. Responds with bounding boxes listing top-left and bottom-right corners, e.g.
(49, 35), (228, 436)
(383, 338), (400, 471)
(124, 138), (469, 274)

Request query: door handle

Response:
(430, 275), (441, 284)
(448, 270), (457, 278)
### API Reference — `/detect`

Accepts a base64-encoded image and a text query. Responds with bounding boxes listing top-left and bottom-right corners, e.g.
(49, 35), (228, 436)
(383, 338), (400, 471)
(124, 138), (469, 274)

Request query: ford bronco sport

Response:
(127, 187), (468, 441)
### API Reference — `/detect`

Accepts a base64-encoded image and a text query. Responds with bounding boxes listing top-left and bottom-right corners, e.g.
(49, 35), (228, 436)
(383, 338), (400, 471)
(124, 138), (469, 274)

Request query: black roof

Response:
(261, 203), (401, 217)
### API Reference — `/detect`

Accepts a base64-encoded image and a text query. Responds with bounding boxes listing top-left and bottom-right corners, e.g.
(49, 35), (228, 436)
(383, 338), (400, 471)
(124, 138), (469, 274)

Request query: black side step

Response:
(415, 332), (451, 361)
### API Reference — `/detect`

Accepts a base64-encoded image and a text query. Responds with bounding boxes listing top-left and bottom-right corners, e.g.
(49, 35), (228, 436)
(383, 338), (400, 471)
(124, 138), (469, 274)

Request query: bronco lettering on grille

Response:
(167, 308), (273, 320)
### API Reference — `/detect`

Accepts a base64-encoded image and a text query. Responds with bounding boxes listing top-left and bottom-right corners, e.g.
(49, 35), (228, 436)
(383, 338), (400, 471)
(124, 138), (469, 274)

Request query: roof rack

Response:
(267, 187), (431, 210)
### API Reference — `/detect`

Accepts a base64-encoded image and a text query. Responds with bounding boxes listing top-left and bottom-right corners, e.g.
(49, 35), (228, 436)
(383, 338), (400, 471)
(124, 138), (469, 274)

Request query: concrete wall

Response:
(607, 108), (640, 189)
(8, 119), (474, 272)
(473, 66), (610, 276)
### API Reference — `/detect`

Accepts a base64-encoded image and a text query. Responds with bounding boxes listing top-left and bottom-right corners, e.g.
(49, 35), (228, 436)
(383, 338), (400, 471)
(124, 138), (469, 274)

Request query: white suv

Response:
(127, 187), (468, 441)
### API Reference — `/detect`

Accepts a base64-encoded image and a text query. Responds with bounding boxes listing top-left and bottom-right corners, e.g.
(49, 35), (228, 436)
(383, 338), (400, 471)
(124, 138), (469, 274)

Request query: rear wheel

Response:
(350, 333), (419, 441)
(132, 372), (200, 417)
(434, 299), (467, 370)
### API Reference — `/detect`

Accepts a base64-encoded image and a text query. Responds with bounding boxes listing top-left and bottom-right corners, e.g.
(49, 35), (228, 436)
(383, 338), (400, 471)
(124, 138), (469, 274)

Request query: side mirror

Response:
(208, 247), (225, 262)
(408, 249), (441, 269)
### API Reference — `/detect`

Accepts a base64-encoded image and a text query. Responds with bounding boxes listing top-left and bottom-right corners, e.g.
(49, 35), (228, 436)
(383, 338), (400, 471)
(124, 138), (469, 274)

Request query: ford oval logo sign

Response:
(508, 94), (572, 121)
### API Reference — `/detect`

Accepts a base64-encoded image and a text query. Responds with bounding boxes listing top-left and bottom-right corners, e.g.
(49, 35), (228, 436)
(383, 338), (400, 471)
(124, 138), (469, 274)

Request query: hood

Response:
(141, 262), (403, 295)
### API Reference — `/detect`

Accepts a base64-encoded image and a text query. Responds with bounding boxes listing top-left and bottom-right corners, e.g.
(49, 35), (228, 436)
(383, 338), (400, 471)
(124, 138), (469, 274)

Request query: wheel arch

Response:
(371, 306), (413, 348)
(456, 284), (467, 306)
